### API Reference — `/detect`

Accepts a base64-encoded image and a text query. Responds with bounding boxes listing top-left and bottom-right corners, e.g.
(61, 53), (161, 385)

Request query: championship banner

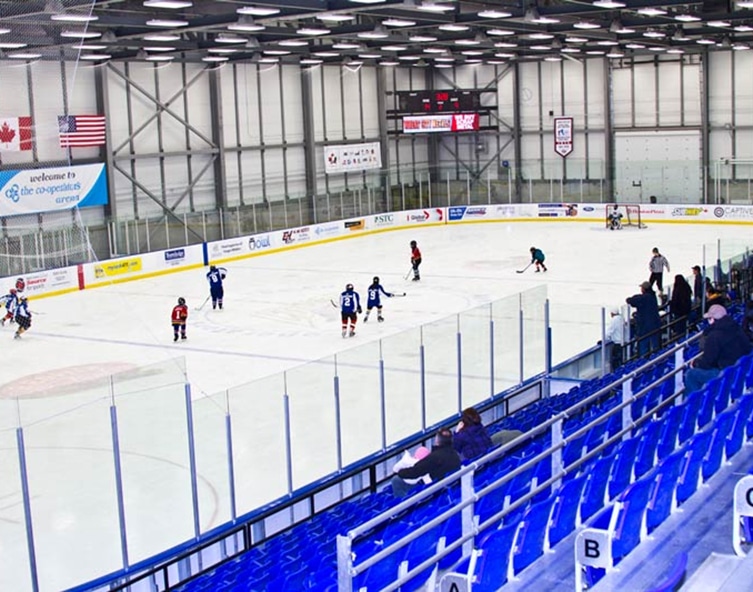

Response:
(0, 163), (108, 216)
(324, 142), (381, 174)
(554, 117), (574, 157)
(402, 113), (479, 134)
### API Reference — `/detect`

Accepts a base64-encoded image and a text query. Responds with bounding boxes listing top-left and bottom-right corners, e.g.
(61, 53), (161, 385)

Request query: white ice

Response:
(0, 220), (749, 591)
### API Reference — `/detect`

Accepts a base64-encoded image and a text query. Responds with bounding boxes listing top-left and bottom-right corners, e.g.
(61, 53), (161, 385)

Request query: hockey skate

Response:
(378, 315), (384, 322)
(0, 318), (4, 326)
(342, 329), (347, 338)
(363, 313), (370, 323)
(174, 335), (179, 342)
(412, 276), (420, 282)
(349, 330), (355, 338)
(181, 334), (187, 340)
(14, 332), (20, 339)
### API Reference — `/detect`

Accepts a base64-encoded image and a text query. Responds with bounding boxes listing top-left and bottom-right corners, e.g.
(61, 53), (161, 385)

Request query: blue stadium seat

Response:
(697, 386), (716, 429)
(580, 454), (616, 522)
(548, 474), (587, 548)
(657, 405), (684, 461)
(702, 410), (736, 481)
(676, 431), (713, 505)
(611, 476), (655, 563)
(608, 436), (641, 499)
(400, 523), (444, 592)
(645, 450), (685, 533)
(511, 494), (557, 575)
(678, 390), (703, 444)
(635, 420), (663, 478)
(470, 522), (519, 591)
(726, 398), (753, 459)
(646, 552), (688, 592)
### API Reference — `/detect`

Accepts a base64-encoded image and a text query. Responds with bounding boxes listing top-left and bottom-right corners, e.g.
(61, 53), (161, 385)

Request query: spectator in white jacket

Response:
(606, 306), (627, 371)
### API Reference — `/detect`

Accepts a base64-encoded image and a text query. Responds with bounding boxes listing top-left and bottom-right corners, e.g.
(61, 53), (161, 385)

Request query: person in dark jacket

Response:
(453, 407), (493, 461)
(669, 274), (693, 336)
(691, 265), (704, 305)
(627, 281), (662, 356)
(684, 304), (752, 394)
(391, 428), (461, 497)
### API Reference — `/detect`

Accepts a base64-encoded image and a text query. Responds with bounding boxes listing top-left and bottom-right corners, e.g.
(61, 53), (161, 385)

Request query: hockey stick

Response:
(404, 266), (414, 280)
(516, 262), (533, 274)
(330, 299), (339, 309)
(391, 293), (407, 297)
(195, 295), (211, 311)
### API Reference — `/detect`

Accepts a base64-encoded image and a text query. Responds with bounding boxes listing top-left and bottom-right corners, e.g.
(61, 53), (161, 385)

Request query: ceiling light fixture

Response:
(228, 18), (265, 32)
(146, 55), (175, 61)
(565, 36), (588, 43)
(0, 42), (27, 49)
(143, 0), (192, 8)
(144, 33), (181, 41)
(732, 43), (750, 50)
(674, 14), (701, 22)
(75, 44), (106, 50)
(643, 29), (666, 38)
(237, 6), (280, 16)
(734, 24), (753, 31)
(300, 58), (323, 65)
(208, 47), (239, 54)
(79, 53), (111, 60)
(494, 41), (517, 48)
(143, 46), (175, 52)
(382, 45), (409, 51)
(202, 55), (228, 62)
(296, 26), (330, 35)
(666, 48), (685, 54)
(313, 51), (340, 57)
(279, 39), (308, 47)
(60, 29), (102, 38)
(264, 49), (290, 55)
(332, 42), (361, 49)
(648, 46), (665, 51)
(438, 24), (469, 32)
(597, 39), (619, 46)
(573, 20), (601, 29)
(524, 7), (560, 24)
(487, 29), (514, 36)
(140, 0), (190, 16)
(455, 38), (480, 46)
(531, 45), (551, 50)
(382, 18), (416, 27)
(529, 32), (554, 40)
(708, 20), (731, 27)
(417, 2), (456, 12)
(610, 19), (634, 34)
(625, 42), (645, 49)
(636, 7), (666, 16)
(349, 0), (387, 4)
(561, 47), (581, 53)
(409, 35), (437, 42)
(51, 12), (99, 22)
(215, 35), (245, 44)
(593, 0), (625, 7)
(696, 37), (716, 44)
(379, 60), (399, 66)
(478, 9), (512, 18)
(8, 52), (42, 59)
(359, 52), (381, 58)
(317, 13), (355, 22)
(358, 26), (389, 39)
(146, 19), (189, 27)
(606, 51), (625, 58)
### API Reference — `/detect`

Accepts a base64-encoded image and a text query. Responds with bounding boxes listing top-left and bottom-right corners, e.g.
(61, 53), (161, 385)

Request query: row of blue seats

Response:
(173, 334), (706, 591)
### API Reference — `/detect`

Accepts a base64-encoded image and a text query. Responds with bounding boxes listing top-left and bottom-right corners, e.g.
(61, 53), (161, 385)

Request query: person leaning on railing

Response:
(683, 304), (752, 394)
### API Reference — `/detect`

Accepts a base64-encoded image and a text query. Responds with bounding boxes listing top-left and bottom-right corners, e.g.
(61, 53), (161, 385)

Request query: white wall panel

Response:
(31, 62), (67, 162)
(360, 68), (379, 138)
(657, 59), (682, 127)
(518, 63), (541, 131)
(281, 66), (304, 144)
(497, 66), (515, 128)
(584, 60), (605, 126)
(233, 64), (262, 146)
(611, 64), (632, 128)
(341, 66), (364, 139)
(682, 62), (701, 126)
(321, 66), (344, 140)
(708, 52), (733, 127)
(563, 61), (585, 121)
(632, 61), (657, 127)
(285, 148), (307, 197)
(259, 66), (284, 145)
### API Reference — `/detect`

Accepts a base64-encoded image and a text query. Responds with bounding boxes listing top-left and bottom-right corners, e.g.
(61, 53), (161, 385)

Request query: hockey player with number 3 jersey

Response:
(364, 276), (403, 323)
(340, 283), (361, 338)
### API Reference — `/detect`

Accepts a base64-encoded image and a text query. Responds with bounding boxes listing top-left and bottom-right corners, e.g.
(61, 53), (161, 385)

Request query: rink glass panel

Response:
(226, 374), (288, 516)
(491, 293), (524, 394)
(520, 287), (547, 379)
(421, 315), (462, 427)
(285, 357), (340, 491)
(549, 302), (604, 366)
(111, 360), (195, 567)
(19, 385), (122, 592)
(0, 399), (32, 592)
(192, 389), (234, 531)
(458, 304), (494, 410)
(380, 326), (424, 445)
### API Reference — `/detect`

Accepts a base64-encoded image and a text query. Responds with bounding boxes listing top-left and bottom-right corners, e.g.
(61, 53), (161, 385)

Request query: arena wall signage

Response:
(0, 163), (108, 216)
(323, 142), (381, 174)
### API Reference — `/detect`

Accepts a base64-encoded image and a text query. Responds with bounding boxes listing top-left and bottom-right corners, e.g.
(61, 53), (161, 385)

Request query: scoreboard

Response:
(396, 90), (481, 113)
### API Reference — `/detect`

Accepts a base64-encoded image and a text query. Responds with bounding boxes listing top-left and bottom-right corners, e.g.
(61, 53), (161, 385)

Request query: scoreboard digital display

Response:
(396, 90), (481, 113)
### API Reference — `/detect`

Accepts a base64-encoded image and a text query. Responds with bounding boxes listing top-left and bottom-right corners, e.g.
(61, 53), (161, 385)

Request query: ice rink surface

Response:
(0, 219), (751, 592)
(3, 219), (749, 397)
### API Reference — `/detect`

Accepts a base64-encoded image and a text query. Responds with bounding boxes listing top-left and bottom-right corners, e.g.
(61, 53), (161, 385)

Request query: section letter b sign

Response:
(576, 529), (612, 568)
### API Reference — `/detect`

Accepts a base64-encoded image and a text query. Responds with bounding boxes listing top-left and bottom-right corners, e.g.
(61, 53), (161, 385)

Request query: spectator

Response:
(684, 304), (752, 394)
(691, 265), (704, 306)
(453, 408), (493, 461)
(606, 306), (627, 371)
(704, 285), (730, 313)
(648, 247), (671, 294)
(669, 274), (693, 336)
(391, 428), (461, 497)
(392, 446), (431, 487)
(627, 281), (662, 356)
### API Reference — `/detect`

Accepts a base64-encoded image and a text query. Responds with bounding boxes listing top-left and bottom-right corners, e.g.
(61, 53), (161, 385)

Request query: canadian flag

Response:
(0, 116), (33, 151)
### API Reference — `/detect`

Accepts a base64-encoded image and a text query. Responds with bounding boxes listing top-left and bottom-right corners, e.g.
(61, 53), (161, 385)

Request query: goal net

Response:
(605, 203), (646, 229)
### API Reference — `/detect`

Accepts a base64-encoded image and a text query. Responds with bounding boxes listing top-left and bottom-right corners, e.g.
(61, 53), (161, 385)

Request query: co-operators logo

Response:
(5, 184), (19, 202)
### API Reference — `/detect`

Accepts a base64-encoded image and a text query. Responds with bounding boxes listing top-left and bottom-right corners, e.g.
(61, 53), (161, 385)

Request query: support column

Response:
(603, 59), (614, 202)
(300, 67), (318, 221)
(701, 50), (711, 204)
(512, 62), (523, 202)
(208, 68), (227, 210)
(375, 66), (391, 211)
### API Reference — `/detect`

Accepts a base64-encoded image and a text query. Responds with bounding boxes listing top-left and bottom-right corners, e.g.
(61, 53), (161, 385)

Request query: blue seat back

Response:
(701, 410), (735, 481)
(646, 450), (685, 533)
(612, 476), (654, 561)
(676, 431), (713, 505)
(635, 421), (663, 478)
(512, 494), (557, 574)
(581, 454), (616, 522)
(657, 405), (684, 461)
(473, 522), (519, 591)
(548, 474), (588, 547)
(608, 436), (641, 499)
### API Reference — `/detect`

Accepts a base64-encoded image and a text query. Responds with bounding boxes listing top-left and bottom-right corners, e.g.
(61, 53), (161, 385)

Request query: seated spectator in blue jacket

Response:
(453, 407), (493, 461)
(684, 304), (752, 394)
(391, 428), (461, 497)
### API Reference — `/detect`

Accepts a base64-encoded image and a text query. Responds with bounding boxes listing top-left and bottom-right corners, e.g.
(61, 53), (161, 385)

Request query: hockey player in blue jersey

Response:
(13, 296), (31, 339)
(340, 283), (362, 338)
(364, 276), (404, 323)
(206, 265), (228, 310)
(1, 288), (18, 326)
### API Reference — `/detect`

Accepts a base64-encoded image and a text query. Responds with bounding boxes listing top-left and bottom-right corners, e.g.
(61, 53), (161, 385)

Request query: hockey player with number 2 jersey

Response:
(1, 289), (18, 326)
(340, 284), (361, 338)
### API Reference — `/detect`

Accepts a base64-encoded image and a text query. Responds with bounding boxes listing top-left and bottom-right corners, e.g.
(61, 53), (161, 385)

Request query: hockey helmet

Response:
(346, 283), (354, 292)
(373, 276), (380, 284)
(178, 297), (186, 306)
(9, 288), (16, 294)
(530, 246), (536, 252)
(410, 240), (417, 247)
(210, 265), (217, 271)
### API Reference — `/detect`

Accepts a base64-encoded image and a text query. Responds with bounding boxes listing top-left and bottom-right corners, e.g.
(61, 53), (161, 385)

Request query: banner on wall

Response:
(402, 113), (479, 134)
(0, 163), (108, 217)
(324, 142), (381, 174)
(554, 117), (574, 157)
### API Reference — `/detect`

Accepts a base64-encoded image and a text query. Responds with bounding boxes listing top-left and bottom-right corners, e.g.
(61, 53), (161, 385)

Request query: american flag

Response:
(58, 114), (106, 148)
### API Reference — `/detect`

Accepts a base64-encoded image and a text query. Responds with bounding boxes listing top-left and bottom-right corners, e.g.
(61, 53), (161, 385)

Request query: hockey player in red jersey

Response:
(410, 240), (422, 282)
(171, 297), (188, 341)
